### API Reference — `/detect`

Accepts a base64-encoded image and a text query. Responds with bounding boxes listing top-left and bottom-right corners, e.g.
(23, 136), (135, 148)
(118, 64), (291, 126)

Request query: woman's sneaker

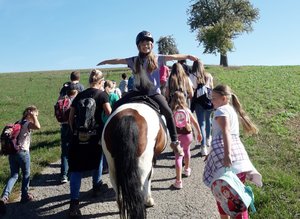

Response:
(172, 180), (183, 189)
(207, 136), (212, 147)
(200, 145), (208, 157)
(69, 199), (81, 218)
(184, 168), (191, 177)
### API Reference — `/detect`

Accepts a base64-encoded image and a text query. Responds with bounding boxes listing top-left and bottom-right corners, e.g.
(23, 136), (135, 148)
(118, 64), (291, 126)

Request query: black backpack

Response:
(193, 84), (213, 110)
(75, 97), (97, 132)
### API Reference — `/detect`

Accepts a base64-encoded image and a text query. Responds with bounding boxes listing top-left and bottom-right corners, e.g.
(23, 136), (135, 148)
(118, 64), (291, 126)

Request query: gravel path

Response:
(1, 142), (219, 219)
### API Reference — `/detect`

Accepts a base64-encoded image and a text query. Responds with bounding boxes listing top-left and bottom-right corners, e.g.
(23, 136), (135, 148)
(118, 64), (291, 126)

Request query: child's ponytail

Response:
(231, 93), (259, 135)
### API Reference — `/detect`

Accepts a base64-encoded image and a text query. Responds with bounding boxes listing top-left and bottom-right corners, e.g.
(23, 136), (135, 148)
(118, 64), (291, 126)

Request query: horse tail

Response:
(111, 115), (146, 219)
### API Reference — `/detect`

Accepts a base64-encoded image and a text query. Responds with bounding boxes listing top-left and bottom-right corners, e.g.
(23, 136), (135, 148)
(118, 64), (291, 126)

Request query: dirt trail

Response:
(1, 142), (219, 219)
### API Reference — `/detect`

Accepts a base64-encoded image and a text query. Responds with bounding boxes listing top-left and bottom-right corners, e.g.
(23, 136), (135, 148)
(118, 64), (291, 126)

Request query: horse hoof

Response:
(145, 198), (155, 207)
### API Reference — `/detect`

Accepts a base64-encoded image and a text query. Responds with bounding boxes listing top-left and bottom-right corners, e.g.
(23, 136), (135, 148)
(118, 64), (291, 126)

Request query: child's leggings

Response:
(175, 133), (193, 167)
(217, 172), (248, 219)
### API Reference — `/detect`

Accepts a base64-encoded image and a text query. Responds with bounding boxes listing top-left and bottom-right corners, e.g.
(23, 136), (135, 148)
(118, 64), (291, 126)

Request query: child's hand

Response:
(30, 111), (38, 117)
(223, 155), (232, 167)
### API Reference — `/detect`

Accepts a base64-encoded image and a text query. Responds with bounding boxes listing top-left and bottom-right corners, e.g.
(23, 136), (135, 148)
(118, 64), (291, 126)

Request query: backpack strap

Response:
(245, 186), (257, 213)
(14, 120), (27, 150)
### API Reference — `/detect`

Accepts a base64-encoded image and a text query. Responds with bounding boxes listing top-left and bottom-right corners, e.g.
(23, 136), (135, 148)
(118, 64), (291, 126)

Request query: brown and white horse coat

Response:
(102, 103), (167, 218)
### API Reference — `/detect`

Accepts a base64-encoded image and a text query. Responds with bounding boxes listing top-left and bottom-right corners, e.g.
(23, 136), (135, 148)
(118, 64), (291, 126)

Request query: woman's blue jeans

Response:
(1, 150), (31, 199)
(69, 153), (103, 200)
(195, 104), (213, 146)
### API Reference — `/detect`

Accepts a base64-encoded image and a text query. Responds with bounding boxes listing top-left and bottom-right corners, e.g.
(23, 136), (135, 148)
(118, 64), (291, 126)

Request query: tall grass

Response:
(0, 66), (299, 218)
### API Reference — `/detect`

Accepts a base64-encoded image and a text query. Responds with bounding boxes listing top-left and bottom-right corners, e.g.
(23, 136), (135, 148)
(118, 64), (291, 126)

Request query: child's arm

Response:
(28, 111), (41, 130)
(189, 111), (202, 143)
(97, 58), (127, 66)
(164, 54), (198, 62)
(215, 116), (232, 167)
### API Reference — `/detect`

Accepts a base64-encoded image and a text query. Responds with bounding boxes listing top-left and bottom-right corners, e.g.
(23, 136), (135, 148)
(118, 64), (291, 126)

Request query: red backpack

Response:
(0, 121), (24, 155)
(54, 96), (72, 123)
(211, 169), (256, 217)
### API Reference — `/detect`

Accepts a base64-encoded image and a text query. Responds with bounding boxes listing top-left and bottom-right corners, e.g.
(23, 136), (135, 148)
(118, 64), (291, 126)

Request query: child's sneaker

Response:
(20, 193), (34, 203)
(184, 168), (191, 177)
(172, 180), (183, 189)
(170, 141), (184, 156)
(0, 196), (8, 215)
(61, 176), (68, 184)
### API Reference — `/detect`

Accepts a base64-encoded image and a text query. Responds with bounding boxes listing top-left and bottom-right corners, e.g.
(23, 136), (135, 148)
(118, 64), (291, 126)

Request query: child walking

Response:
(170, 91), (202, 189)
(190, 60), (214, 156)
(203, 85), (262, 219)
(0, 105), (41, 215)
(97, 30), (198, 156)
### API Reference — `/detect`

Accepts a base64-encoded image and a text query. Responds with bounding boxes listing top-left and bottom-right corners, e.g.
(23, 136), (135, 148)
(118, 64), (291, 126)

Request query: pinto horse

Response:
(102, 102), (167, 219)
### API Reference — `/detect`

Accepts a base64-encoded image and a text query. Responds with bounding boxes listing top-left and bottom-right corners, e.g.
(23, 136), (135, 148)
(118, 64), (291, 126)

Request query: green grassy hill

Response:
(0, 66), (299, 218)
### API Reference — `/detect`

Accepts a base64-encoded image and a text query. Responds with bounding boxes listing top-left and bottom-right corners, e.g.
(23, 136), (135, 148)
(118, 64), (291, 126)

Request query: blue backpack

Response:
(211, 168), (256, 217)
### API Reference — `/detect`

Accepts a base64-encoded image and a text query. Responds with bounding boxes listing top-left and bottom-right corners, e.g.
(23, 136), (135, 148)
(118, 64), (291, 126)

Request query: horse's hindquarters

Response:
(102, 103), (165, 218)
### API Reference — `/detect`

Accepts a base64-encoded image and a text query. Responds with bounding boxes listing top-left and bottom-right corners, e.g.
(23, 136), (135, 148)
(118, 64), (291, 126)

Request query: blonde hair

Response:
(89, 69), (104, 85)
(168, 63), (189, 95)
(22, 105), (38, 120)
(104, 80), (114, 89)
(170, 91), (188, 112)
(213, 84), (258, 135)
(191, 60), (207, 85)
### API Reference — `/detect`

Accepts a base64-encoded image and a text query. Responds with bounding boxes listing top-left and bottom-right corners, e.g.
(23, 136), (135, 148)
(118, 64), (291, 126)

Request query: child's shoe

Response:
(0, 196), (8, 215)
(172, 180), (183, 189)
(170, 141), (184, 156)
(61, 176), (68, 184)
(184, 168), (191, 177)
(20, 193), (34, 203)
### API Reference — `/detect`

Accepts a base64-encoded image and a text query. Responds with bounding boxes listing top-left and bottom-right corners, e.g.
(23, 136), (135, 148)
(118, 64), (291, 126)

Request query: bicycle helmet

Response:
(136, 31), (154, 46)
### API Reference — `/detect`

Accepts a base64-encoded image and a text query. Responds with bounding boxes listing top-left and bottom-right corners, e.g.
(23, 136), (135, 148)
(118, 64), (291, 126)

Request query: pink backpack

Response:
(173, 109), (192, 135)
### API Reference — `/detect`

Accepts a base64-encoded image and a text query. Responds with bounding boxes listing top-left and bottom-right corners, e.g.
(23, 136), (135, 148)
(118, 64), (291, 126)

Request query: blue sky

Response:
(0, 0), (299, 73)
